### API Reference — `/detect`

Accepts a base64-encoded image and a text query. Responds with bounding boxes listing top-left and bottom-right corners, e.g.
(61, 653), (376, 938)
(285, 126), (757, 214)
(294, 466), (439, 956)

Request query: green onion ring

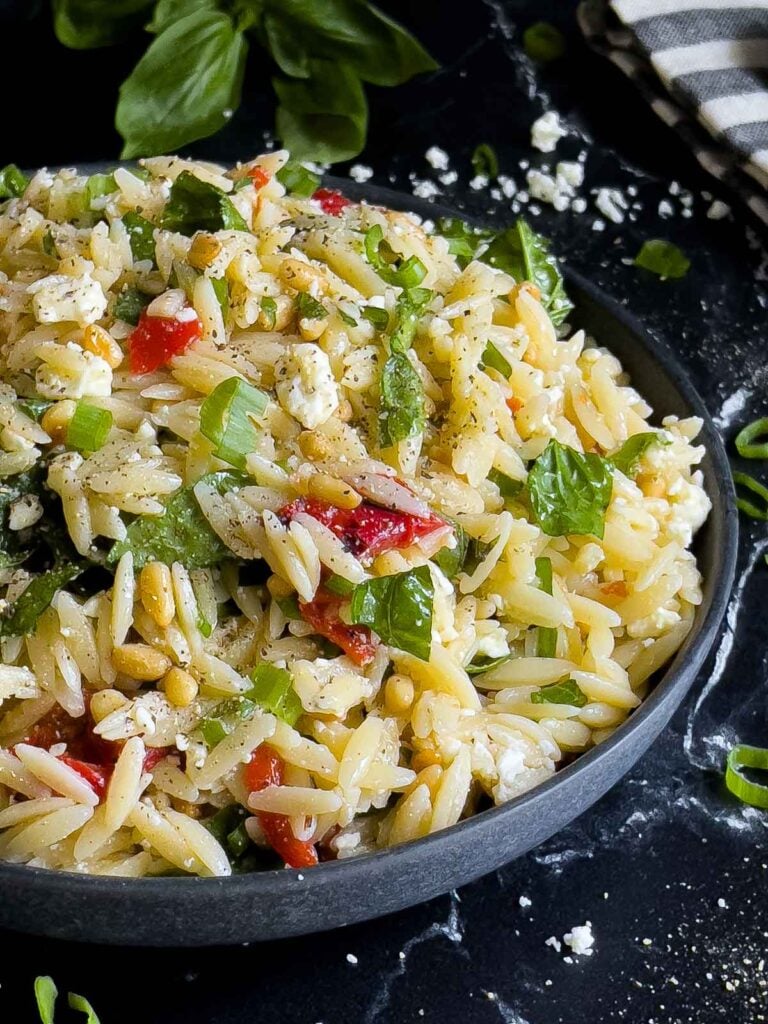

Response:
(735, 417), (768, 459)
(725, 744), (768, 808)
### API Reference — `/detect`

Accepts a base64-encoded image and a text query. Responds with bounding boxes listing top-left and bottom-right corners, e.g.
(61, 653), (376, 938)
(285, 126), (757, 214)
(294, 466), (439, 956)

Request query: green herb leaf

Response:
(735, 418), (768, 460)
(488, 468), (523, 503)
(466, 653), (512, 676)
(0, 164), (29, 199)
(725, 744), (768, 808)
(16, 398), (52, 423)
(435, 217), (492, 269)
(527, 439), (613, 538)
(388, 288), (430, 354)
(148, 0), (216, 34)
(160, 170), (249, 236)
(295, 292), (327, 320)
(53, 0), (152, 48)
(535, 555), (557, 658)
(275, 59), (368, 164)
(123, 210), (156, 264)
(211, 276), (229, 318)
(523, 21), (566, 62)
(431, 521), (468, 581)
(481, 341), (512, 377)
(199, 377), (269, 470)
(634, 239), (690, 280)
(107, 470), (249, 570)
(247, 664), (302, 726)
(531, 678), (587, 707)
(275, 160), (321, 198)
(362, 305), (389, 331)
(349, 565), (433, 660)
(42, 229), (58, 258)
(610, 432), (667, 477)
(68, 992), (102, 1024)
(66, 402), (113, 452)
(260, 296), (278, 329)
(34, 976), (58, 1024)
(472, 143), (499, 179)
(117, 11), (248, 159)
(113, 286), (151, 325)
(200, 695), (257, 748)
(379, 351), (425, 448)
(0, 562), (84, 639)
(277, 595), (301, 619)
(325, 573), (356, 596)
(733, 471), (768, 521)
(484, 218), (573, 326)
(85, 172), (117, 208)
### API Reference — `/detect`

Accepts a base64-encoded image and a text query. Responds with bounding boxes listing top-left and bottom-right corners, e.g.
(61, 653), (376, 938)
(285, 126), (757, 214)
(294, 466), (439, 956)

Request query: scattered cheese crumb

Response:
(425, 146), (450, 170)
(594, 187), (627, 224)
(717, 897), (728, 908)
(707, 199), (730, 220)
(531, 111), (567, 153)
(469, 174), (489, 191)
(563, 921), (595, 956)
(658, 199), (674, 218)
(545, 936), (562, 952)
(439, 170), (458, 186)
(349, 164), (373, 183)
(346, 953), (358, 965)
(518, 895), (532, 909)
(412, 179), (440, 200)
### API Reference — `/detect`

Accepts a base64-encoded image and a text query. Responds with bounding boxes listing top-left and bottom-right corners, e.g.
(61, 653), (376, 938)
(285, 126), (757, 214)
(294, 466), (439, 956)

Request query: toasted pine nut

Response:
(278, 257), (329, 295)
(112, 643), (171, 681)
(82, 324), (123, 368)
(188, 233), (223, 270)
(164, 667), (199, 708)
(411, 748), (441, 773)
(41, 400), (76, 445)
(385, 674), (415, 714)
(298, 316), (328, 341)
(90, 688), (129, 723)
(267, 574), (294, 600)
(307, 473), (361, 509)
(298, 431), (333, 461)
(139, 562), (175, 628)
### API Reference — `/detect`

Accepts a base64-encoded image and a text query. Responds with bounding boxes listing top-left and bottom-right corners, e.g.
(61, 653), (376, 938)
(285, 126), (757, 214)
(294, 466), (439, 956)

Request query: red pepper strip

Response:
(245, 744), (319, 869)
(248, 166), (271, 189)
(129, 310), (202, 374)
(59, 756), (111, 799)
(312, 188), (353, 216)
(506, 395), (523, 414)
(280, 497), (446, 564)
(299, 588), (378, 667)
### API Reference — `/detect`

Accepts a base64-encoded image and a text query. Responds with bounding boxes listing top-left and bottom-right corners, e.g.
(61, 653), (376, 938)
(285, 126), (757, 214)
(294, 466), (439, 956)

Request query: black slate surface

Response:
(1, 1), (767, 1021)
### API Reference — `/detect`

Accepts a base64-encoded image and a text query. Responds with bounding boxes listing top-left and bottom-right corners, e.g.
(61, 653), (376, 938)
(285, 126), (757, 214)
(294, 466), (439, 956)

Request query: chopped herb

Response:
(535, 556), (557, 658)
(733, 471), (768, 520)
(523, 21), (566, 62)
(481, 341), (512, 378)
(466, 653), (512, 676)
(531, 678), (586, 707)
(337, 307), (358, 327)
(435, 217), (491, 268)
(42, 228), (58, 258)
(276, 161), (321, 198)
(432, 520), (468, 580)
(66, 402), (113, 452)
(113, 286), (151, 326)
(725, 744), (768, 808)
(361, 305), (389, 331)
(634, 239), (690, 280)
(260, 296), (277, 329)
(200, 696), (257, 748)
(123, 210), (156, 264)
(160, 171), (249, 236)
(16, 397), (52, 422)
(349, 565), (433, 660)
(610, 432), (668, 477)
(0, 562), (84, 639)
(295, 291), (327, 320)
(472, 143), (499, 179)
(364, 224), (427, 289)
(735, 418), (768, 460)
(211, 276), (229, 318)
(204, 804), (254, 865)
(0, 163), (29, 199)
(277, 595), (301, 619)
(389, 288), (431, 355)
(488, 468), (523, 503)
(484, 218), (573, 326)
(85, 172), (117, 208)
(34, 977), (58, 1024)
(199, 377), (269, 470)
(248, 663), (302, 726)
(378, 350), (425, 448)
(527, 439), (613, 538)
(324, 573), (356, 596)
(170, 258), (198, 300)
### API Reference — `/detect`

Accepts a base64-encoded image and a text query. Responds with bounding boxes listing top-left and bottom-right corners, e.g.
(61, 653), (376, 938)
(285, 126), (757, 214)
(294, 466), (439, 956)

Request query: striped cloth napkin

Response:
(578, 0), (768, 224)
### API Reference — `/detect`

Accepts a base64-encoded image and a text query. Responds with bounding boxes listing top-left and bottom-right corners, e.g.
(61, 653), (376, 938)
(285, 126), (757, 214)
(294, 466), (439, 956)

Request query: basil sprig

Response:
(349, 565), (434, 661)
(160, 171), (248, 235)
(527, 439), (614, 538)
(377, 289), (431, 448)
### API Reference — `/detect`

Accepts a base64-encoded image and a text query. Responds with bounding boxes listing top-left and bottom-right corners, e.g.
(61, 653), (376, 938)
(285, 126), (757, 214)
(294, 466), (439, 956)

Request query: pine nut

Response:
(384, 674), (415, 714)
(112, 643), (171, 681)
(41, 400), (76, 445)
(82, 324), (123, 368)
(188, 233), (222, 270)
(306, 473), (361, 509)
(90, 688), (129, 723)
(164, 667), (199, 708)
(139, 562), (175, 628)
(278, 257), (329, 294)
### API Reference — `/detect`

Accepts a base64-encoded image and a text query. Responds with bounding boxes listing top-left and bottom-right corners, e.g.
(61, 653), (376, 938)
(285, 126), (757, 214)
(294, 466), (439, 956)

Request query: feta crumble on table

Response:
(349, 164), (373, 183)
(563, 921), (595, 956)
(425, 145), (450, 170)
(412, 179), (441, 200)
(594, 187), (628, 224)
(707, 199), (730, 220)
(531, 111), (567, 153)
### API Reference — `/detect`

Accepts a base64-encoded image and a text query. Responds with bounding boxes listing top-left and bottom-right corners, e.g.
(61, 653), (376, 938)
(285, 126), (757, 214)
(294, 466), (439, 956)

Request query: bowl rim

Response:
(0, 175), (739, 899)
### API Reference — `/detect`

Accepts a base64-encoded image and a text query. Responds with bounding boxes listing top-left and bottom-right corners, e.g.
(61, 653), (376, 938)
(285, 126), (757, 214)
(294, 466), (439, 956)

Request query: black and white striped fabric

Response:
(578, 0), (768, 225)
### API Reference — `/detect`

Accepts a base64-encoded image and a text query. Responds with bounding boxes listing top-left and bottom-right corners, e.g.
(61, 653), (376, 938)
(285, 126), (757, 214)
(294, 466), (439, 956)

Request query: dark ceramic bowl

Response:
(0, 179), (738, 945)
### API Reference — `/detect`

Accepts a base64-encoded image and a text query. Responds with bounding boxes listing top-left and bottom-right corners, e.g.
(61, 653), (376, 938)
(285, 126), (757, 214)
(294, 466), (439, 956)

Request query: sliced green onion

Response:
(535, 556), (557, 658)
(248, 664), (302, 726)
(123, 211), (156, 264)
(66, 402), (113, 452)
(0, 163), (29, 199)
(364, 224), (427, 288)
(735, 418), (768, 460)
(86, 172), (116, 208)
(277, 595), (301, 620)
(325, 573), (356, 596)
(481, 341), (512, 377)
(68, 992), (102, 1024)
(531, 678), (586, 707)
(113, 286), (151, 325)
(338, 307), (358, 327)
(260, 296), (277, 329)
(634, 239), (690, 280)
(733, 471), (768, 520)
(35, 976), (58, 1024)
(523, 21), (566, 62)
(200, 717), (228, 748)
(472, 143), (499, 179)
(396, 256), (427, 289)
(276, 161), (320, 198)
(211, 276), (229, 319)
(199, 377), (269, 470)
(295, 291), (327, 320)
(170, 259), (198, 301)
(725, 744), (768, 808)
(362, 305), (389, 331)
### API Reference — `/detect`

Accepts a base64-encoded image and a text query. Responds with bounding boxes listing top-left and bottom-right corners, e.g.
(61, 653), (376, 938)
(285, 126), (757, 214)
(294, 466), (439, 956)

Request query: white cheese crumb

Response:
(717, 897), (728, 908)
(349, 164), (373, 183)
(498, 174), (517, 198)
(412, 179), (440, 200)
(571, 197), (587, 214)
(545, 936), (562, 952)
(275, 343), (339, 429)
(8, 494), (43, 531)
(519, 895), (532, 908)
(592, 219), (606, 232)
(658, 199), (674, 218)
(594, 187), (627, 224)
(439, 170), (458, 186)
(28, 272), (107, 327)
(563, 921), (595, 956)
(642, 937), (652, 946)
(346, 953), (358, 965)
(531, 111), (567, 153)
(425, 146), (450, 170)
(469, 174), (489, 191)
(707, 199), (730, 220)
(556, 160), (584, 191)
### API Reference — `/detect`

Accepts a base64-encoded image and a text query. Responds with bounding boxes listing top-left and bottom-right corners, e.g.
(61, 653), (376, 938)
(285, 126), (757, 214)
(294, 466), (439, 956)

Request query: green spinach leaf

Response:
(431, 520), (468, 580)
(483, 219), (573, 326)
(113, 286), (151, 325)
(527, 439), (613, 538)
(530, 678), (587, 707)
(349, 565), (433, 660)
(378, 351), (425, 448)
(610, 432), (667, 477)
(159, 170), (249, 236)
(123, 210), (157, 264)
(0, 562), (84, 639)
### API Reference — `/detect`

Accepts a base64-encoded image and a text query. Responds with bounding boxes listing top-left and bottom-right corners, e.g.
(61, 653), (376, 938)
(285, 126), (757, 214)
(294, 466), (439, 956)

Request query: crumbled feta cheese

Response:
(571, 197), (587, 214)
(556, 161), (584, 191)
(8, 494), (43, 531)
(346, 953), (358, 965)
(531, 111), (567, 153)
(519, 895), (532, 908)
(469, 175), (489, 191)
(36, 349), (113, 400)
(594, 188), (627, 224)
(707, 199), (730, 220)
(412, 179), (440, 200)
(275, 343), (339, 429)
(439, 170), (458, 186)
(498, 175), (517, 198)
(545, 936), (562, 952)
(349, 164), (373, 183)
(591, 219), (605, 231)
(425, 146), (450, 171)
(658, 199), (674, 218)
(563, 922), (594, 956)
(28, 272), (107, 326)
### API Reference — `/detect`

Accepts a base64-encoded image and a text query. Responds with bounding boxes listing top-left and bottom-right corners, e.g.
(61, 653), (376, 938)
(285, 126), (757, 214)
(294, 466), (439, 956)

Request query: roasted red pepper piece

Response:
(245, 744), (319, 869)
(129, 310), (202, 374)
(299, 587), (378, 666)
(58, 756), (111, 799)
(312, 188), (353, 216)
(247, 166), (270, 189)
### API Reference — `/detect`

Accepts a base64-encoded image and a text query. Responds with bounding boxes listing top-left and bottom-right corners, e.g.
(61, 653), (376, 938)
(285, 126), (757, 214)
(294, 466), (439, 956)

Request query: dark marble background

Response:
(1, 1), (767, 1021)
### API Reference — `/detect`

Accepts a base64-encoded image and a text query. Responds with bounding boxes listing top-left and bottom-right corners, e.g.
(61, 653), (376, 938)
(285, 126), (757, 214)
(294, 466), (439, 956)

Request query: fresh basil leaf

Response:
(52, 0), (152, 49)
(274, 59), (368, 164)
(277, 595), (301, 619)
(107, 470), (248, 570)
(634, 239), (690, 280)
(34, 976), (58, 1024)
(68, 993), (102, 1024)
(160, 171), (249, 236)
(123, 210), (156, 264)
(148, 0), (217, 34)
(0, 467), (45, 568)
(362, 305), (389, 331)
(338, 308), (357, 327)
(275, 160), (321, 197)
(211, 276), (229, 319)
(435, 217), (493, 269)
(247, 664), (302, 726)
(466, 653), (512, 676)
(431, 520), (468, 581)
(263, 0), (438, 87)
(324, 573), (356, 596)
(483, 218), (573, 326)
(16, 398), (52, 423)
(349, 565), (433, 660)
(0, 562), (84, 638)
(481, 341), (512, 377)
(117, 11), (248, 159)
(535, 555), (557, 658)
(610, 432), (667, 477)
(295, 292), (327, 320)
(530, 679), (587, 707)
(388, 288), (430, 353)
(0, 164), (29, 200)
(113, 286), (151, 325)
(42, 229), (58, 258)
(379, 351), (425, 448)
(527, 439), (613, 538)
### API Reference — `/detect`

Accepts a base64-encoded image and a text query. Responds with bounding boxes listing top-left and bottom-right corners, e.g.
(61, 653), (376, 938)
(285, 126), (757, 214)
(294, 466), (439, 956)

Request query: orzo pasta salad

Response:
(0, 152), (710, 876)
